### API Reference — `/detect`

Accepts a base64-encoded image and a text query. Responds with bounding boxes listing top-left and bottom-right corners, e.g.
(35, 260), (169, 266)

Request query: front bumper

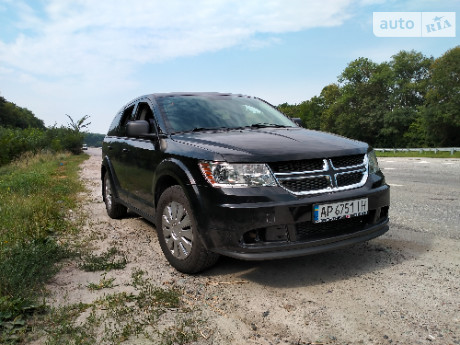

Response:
(214, 220), (389, 260)
(190, 180), (390, 260)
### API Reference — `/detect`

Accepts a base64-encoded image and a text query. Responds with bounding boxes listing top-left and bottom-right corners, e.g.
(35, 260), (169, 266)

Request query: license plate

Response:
(313, 198), (368, 223)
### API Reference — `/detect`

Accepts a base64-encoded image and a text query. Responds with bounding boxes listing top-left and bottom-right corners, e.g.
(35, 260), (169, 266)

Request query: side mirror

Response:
(291, 118), (303, 127)
(126, 120), (152, 138)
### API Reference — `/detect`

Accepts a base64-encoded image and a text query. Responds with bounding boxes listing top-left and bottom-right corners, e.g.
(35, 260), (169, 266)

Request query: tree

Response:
(379, 51), (432, 147)
(84, 133), (105, 147)
(277, 103), (300, 119)
(326, 58), (392, 146)
(421, 46), (460, 146)
(296, 96), (323, 130)
(0, 96), (45, 129)
(66, 114), (91, 133)
(275, 47), (458, 148)
(64, 115), (92, 154)
(319, 83), (341, 133)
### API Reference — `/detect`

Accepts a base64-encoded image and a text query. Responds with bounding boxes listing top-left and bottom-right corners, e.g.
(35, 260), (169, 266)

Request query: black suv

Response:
(101, 93), (390, 273)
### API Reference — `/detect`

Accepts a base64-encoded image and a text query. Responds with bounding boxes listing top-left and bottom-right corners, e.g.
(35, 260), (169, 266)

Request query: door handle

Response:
(122, 148), (129, 153)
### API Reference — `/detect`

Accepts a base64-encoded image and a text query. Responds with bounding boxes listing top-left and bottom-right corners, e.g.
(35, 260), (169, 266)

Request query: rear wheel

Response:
(103, 172), (127, 219)
(155, 185), (219, 273)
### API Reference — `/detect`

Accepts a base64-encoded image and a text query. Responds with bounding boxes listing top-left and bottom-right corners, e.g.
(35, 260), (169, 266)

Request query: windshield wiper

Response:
(249, 123), (290, 129)
(173, 124), (292, 134)
(189, 126), (231, 132)
(191, 127), (212, 132)
(171, 127), (229, 134)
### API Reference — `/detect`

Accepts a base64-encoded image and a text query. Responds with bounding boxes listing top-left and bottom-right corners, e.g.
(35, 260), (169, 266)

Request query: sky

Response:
(0, 0), (458, 134)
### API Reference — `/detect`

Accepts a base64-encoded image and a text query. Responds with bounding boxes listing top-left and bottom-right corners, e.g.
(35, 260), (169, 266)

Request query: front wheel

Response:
(155, 185), (219, 274)
(103, 172), (127, 219)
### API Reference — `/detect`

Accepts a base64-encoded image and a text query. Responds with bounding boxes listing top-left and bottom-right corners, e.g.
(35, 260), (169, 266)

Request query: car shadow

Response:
(202, 231), (432, 288)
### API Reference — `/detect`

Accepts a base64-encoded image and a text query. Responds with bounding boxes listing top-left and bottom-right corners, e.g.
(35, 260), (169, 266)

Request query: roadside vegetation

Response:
(0, 96), (101, 165)
(0, 126), (86, 166)
(376, 150), (460, 159)
(0, 151), (86, 342)
(0, 153), (203, 344)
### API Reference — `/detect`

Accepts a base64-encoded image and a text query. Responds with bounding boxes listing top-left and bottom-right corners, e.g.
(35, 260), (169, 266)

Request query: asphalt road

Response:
(379, 157), (460, 240)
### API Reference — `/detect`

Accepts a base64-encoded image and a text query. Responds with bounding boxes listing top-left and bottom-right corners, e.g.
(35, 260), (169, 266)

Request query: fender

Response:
(152, 157), (216, 248)
(152, 157), (200, 208)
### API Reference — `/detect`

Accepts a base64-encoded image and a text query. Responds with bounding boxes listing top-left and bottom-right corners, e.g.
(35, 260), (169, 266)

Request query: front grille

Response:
(331, 154), (365, 168)
(270, 154), (367, 195)
(336, 171), (364, 187)
(281, 176), (330, 193)
(296, 216), (368, 241)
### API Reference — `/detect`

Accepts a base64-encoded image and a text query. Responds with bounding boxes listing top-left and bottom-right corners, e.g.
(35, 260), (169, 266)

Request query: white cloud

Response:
(1, 0), (355, 77)
(0, 0), (358, 132)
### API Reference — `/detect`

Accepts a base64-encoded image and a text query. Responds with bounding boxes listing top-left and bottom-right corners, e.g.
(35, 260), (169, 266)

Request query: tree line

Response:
(0, 97), (92, 165)
(84, 132), (105, 147)
(0, 96), (45, 130)
(278, 46), (459, 148)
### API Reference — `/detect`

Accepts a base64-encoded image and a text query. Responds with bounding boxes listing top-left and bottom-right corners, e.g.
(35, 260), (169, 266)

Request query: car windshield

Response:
(156, 94), (296, 133)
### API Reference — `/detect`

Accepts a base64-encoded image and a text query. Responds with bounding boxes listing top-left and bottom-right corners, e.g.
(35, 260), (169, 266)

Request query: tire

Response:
(155, 185), (219, 274)
(103, 172), (127, 219)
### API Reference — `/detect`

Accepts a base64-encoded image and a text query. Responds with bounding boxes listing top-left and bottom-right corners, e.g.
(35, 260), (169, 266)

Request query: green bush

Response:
(47, 127), (85, 155)
(0, 126), (85, 166)
(0, 127), (48, 166)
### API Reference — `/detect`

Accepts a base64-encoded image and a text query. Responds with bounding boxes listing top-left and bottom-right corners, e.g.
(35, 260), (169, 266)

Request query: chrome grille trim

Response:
(271, 154), (368, 195)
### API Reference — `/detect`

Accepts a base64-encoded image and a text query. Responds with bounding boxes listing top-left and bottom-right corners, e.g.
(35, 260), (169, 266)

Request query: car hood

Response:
(170, 128), (367, 162)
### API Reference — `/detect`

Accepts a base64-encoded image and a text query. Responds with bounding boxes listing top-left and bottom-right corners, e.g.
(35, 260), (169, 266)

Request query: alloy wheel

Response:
(161, 200), (193, 259)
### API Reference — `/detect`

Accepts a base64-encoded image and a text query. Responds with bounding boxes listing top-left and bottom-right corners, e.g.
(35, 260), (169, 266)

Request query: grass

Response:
(376, 150), (460, 159)
(0, 151), (87, 343)
(87, 275), (117, 291)
(79, 247), (127, 272)
(40, 269), (201, 345)
(0, 151), (206, 344)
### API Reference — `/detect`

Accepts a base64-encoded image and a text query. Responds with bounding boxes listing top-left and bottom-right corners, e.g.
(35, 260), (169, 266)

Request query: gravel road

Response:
(47, 149), (460, 345)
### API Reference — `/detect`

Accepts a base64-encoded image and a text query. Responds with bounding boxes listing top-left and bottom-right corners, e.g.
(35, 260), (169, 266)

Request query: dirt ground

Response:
(44, 149), (459, 345)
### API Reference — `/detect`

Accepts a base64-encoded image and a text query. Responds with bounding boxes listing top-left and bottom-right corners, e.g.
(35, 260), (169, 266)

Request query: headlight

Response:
(368, 150), (380, 174)
(199, 162), (277, 187)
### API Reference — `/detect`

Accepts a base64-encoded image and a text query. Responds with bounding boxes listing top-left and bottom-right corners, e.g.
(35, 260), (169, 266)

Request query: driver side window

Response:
(136, 102), (156, 132)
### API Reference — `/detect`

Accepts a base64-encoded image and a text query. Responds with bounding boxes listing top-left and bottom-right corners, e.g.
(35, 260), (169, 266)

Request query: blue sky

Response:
(0, 0), (458, 134)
